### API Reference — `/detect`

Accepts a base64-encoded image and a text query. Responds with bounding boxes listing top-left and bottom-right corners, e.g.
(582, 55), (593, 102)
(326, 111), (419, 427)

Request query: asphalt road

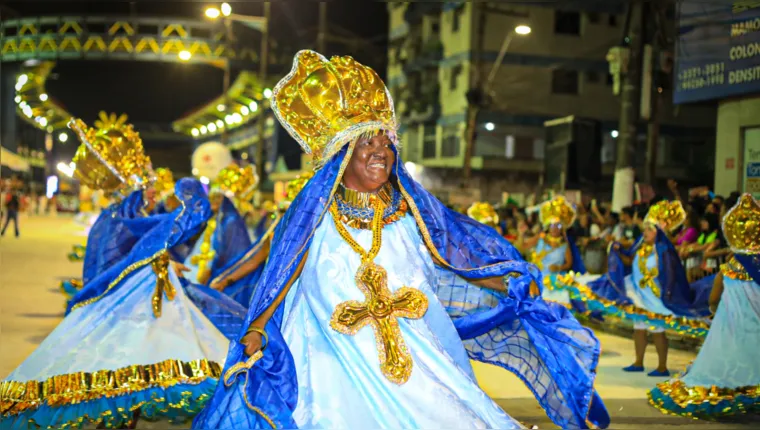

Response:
(0, 215), (754, 429)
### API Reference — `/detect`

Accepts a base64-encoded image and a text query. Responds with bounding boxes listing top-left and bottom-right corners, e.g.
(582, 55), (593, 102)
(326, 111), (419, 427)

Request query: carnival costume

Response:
(649, 194), (760, 418)
(173, 166), (252, 289)
(560, 200), (711, 339)
(0, 119), (245, 429)
(529, 196), (587, 305)
(193, 50), (609, 430)
(212, 171), (313, 307)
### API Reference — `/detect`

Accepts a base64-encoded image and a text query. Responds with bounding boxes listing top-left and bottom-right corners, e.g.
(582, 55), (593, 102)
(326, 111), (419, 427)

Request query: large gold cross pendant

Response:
(330, 263), (428, 384)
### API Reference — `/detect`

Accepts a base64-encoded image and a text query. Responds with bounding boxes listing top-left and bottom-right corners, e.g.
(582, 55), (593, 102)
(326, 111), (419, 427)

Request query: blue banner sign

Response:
(675, 1), (760, 104)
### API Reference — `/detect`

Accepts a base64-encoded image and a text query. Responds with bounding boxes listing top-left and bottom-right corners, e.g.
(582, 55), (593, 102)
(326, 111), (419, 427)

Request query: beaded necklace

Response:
(334, 182), (407, 230)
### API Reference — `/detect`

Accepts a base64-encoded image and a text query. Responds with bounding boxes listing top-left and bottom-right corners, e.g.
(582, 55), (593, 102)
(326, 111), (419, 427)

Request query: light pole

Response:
(462, 24), (531, 186)
(205, 2), (269, 185)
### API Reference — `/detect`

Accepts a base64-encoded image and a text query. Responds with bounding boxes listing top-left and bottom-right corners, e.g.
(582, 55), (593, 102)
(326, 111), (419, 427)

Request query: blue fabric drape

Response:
(67, 179), (212, 314)
(735, 254), (760, 286)
(193, 145), (608, 430)
(655, 229), (710, 317)
(568, 235), (587, 274)
(208, 197), (252, 286)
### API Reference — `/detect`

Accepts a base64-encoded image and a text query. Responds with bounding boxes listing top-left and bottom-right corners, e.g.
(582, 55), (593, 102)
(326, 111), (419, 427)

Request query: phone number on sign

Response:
(679, 63), (725, 80)
(680, 74), (726, 89)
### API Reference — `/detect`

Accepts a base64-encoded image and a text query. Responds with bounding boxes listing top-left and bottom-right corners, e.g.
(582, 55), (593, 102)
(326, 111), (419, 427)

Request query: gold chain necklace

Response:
(328, 194), (428, 385)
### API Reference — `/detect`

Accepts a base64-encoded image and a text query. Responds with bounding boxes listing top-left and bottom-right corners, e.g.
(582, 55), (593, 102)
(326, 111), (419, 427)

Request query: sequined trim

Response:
(721, 256), (753, 281)
(0, 358), (221, 418)
(649, 379), (760, 419)
(554, 274), (709, 339)
(334, 184), (408, 230)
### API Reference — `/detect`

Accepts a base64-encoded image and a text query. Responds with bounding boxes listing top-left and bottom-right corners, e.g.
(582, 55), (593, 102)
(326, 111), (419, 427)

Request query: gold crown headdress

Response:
(153, 168), (175, 195)
(68, 112), (153, 191)
(539, 196), (576, 228)
(644, 200), (686, 233)
(722, 193), (760, 255)
(214, 164), (259, 201)
(467, 202), (499, 227)
(271, 50), (397, 170)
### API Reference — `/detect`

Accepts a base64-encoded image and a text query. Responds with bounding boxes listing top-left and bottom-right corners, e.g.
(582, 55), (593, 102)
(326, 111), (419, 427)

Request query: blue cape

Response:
(735, 254), (760, 285)
(193, 144), (609, 429)
(208, 196), (252, 286)
(81, 190), (144, 285)
(66, 179), (213, 314)
(567, 234), (587, 274)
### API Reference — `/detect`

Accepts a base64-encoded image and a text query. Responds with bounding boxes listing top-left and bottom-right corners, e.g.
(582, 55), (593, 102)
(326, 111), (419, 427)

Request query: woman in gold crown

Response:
(649, 193), (760, 419)
(209, 171), (313, 306)
(522, 196), (588, 306)
(193, 50), (608, 430)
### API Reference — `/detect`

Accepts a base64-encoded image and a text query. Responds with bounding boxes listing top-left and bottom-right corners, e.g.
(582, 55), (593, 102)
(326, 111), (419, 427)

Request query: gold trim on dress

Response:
(649, 378), (760, 417)
(0, 358), (221, 418)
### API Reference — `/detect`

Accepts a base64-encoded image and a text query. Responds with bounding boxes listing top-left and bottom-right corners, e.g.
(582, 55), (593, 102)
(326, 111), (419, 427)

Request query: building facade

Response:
(387, 1), (717, 202)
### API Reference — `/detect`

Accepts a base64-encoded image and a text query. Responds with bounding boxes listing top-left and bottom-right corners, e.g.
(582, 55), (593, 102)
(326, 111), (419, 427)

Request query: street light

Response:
(515, 25), (531, 35)
(58, 132), (68, 143)
(205, 7), (221, 19)
(249, 101), (258, 112)
(179, 50), (192, 61)
(39, 93), (48, 101)
(485, 122), (495, 131)
(221, 3), (232, 17)
(263, 88), (273, 99)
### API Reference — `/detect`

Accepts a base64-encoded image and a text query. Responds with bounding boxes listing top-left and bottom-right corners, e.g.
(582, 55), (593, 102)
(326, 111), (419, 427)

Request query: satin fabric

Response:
(210, 215), (279, 307)
(67, 179), (212, 313)
(587, 230), (709, 318)
(81, 190), (144, 285)
(281, 213), (520, 429)
(1, 266), (229, 429)
(193, 145), (608, 429)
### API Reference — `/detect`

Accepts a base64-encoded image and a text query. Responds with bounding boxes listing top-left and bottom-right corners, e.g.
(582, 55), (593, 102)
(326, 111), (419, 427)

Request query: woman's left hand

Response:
(171, 261), (190, 278)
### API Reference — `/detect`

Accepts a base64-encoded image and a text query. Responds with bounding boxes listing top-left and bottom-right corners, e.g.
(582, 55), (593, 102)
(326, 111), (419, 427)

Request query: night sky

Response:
(1, 1), (389, 124)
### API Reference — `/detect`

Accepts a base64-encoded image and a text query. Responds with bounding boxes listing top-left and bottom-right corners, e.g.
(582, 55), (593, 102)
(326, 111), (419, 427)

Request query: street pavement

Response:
(0, 215), (754, 429)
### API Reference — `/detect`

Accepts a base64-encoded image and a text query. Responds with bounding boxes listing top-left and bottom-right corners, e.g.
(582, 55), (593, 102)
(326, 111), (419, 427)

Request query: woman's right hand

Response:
(241, 330), (263, 357)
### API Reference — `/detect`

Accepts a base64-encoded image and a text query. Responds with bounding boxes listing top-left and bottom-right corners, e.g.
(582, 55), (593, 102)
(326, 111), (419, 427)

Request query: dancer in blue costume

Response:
(210, 171), (313, 306)
(0, 118), (242, 430)
(649, 194), (760, 418)
(193, 50), (608, 430)
(172, 183), (251, 289)
(564, 201), (710, 375)
(523, 196), (586, 305)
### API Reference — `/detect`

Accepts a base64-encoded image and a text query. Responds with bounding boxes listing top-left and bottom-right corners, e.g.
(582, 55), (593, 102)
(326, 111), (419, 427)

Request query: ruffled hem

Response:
(1, 358), (221, 428)
(1, 379), (217, 429)
(648, 379), (760, 419)
(550, 274), (709, 340)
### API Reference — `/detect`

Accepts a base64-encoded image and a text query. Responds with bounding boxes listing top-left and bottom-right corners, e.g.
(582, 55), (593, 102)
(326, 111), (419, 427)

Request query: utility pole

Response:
(611, 1), (644, 213)
(256, 2), (270, 188)
(317, 2), (328, 53)
(462, 3), (487, 187)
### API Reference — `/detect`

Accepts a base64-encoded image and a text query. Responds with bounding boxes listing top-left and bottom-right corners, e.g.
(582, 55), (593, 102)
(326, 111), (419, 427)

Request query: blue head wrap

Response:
(193, 144), (609, 429)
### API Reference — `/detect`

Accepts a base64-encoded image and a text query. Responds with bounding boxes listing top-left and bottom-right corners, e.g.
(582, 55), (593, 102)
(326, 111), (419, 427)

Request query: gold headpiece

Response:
(153, 168), (175, 195)
(539, 196), (576, 228)
(271, 50), (397, 170)
(215, 164), (259, 201)
(467, 202), (499, 227)
(722, 193), (760, 255)
(644, 200), (685, 233)
(68, 112), (153, 191)
(285, 170), (314, 202)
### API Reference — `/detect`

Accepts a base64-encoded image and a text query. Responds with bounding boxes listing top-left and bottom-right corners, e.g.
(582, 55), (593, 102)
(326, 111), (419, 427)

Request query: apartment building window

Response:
(422, 125), (437, 158)
(452, 7), (463, 32)
(586, 70), (600, 84)
(608, 14), (618, 26)
(450, 64), (463, 90)
(441, 125), (461, 157)
(552, 69), (579, 94)
(554, 10), (581, 35)
(587, 12), (601, 24)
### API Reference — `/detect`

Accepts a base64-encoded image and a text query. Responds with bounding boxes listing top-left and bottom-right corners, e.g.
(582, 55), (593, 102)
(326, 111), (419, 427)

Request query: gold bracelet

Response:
(242, 326), (269, 352)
